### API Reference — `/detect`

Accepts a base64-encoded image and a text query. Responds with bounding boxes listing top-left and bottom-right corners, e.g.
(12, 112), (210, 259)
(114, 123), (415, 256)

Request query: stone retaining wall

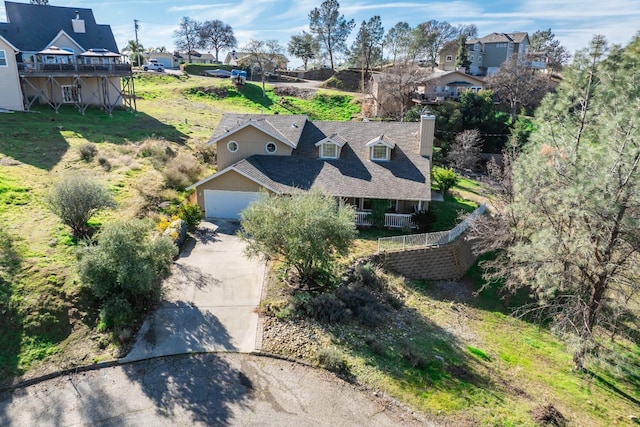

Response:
(381, 238), (477, 281)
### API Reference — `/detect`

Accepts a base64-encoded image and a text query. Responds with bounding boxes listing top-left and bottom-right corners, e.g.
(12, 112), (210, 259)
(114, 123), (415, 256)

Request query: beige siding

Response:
(215, 126), (293, 170)
(49, 32), (83, 53)
(0, 39), (24, 111)
(193, 170), (270, 211)
(21, 76), (122, 107)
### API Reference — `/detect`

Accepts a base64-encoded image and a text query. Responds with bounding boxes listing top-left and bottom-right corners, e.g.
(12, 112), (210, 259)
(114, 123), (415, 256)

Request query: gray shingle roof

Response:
(469, 32), (529, 45)
(216, 117), (432, 201)
(210, 114), (307, 147)
(0, 1), (119, 53)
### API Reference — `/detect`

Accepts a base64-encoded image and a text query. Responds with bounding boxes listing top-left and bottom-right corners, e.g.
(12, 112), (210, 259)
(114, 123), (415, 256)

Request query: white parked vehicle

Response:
(142, 59), (164, 72)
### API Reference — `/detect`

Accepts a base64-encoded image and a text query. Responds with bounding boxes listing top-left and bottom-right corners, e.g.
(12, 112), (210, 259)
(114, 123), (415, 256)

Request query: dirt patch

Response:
(273, 85), (315, 99)
(530, 404), (567, 426)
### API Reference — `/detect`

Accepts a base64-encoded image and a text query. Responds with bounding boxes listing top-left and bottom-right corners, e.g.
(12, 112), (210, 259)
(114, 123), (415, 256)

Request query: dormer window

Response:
(320, 143), (338, 159)
(371, 144), (389, 161)
(366, 135), (395, 162)
(315, 133), (347, 159)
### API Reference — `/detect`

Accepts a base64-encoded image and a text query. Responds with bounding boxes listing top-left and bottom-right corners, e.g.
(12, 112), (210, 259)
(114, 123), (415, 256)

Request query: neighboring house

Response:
(438, 40), (459, 71)
(0, 1), (133, 113)
(223, 50), (289, 70)
(413, 70), (485, 105)
(369, 69), (436, 118)
(187, 113), (437, 228)
(465, 32), (530, 76)
(141, 51), (180, 68)
(184, 50), (216, 64)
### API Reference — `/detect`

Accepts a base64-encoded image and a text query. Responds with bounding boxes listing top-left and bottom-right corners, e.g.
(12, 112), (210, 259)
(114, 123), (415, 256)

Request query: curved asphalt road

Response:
(0, 353), (429, 426)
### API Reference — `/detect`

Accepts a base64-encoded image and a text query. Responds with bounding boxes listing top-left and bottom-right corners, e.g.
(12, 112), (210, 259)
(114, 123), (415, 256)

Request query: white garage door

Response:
(203, 190), (263, 219)
(156, 58), (173, 68)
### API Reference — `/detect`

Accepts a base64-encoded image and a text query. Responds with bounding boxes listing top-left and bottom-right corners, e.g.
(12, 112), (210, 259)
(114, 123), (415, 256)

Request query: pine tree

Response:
(491, 35), (640, 369)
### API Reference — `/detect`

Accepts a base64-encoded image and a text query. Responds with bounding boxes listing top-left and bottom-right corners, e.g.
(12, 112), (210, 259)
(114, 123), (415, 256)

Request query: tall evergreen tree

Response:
(383, 22), (412, 65)
(454, 35), (471, 70)
(347, 16), (384, 83)
(309, 0), (355, 71)
(489, 35), (640, 369)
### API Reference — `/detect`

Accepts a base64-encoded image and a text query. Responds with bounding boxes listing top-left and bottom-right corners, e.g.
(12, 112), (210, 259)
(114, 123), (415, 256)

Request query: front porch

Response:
(343, 197), (432, 229)
(355, 212), (415, 229)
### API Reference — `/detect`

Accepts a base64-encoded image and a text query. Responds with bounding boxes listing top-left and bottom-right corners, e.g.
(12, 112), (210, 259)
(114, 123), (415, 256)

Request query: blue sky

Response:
(2, 0), (639, 65)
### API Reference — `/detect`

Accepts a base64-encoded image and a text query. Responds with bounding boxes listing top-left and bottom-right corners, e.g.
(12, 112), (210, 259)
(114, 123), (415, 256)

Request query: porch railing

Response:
(355, 212), (415, 229)
(378, 204), (486, 252)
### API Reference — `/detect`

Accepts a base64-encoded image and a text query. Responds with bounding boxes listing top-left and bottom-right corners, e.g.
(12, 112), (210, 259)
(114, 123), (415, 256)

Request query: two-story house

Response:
(0, 1), (133, 113)
(465, 32), (529, 76)
(438, 32), (530, 76)
(187, 114), (438, 228)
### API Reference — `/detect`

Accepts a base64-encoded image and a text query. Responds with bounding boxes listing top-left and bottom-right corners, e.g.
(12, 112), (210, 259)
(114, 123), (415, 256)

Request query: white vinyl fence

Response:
(378, 204), (486, 252)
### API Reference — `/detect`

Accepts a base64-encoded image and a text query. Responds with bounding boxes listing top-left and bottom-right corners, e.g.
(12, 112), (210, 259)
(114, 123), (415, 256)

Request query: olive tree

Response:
(46, 174), (115, 238)
(78, 220), (176, 329)
(239, 191), (356, 289)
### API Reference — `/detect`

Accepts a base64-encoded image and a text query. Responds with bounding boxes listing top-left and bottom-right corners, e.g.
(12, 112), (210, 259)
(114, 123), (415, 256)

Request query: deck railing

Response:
(18, 63), (132, 74)
(378, 204), (486, 252)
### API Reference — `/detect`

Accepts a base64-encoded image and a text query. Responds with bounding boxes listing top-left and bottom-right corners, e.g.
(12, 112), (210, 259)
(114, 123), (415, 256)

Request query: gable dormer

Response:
(366, 135), (395, 161)
(315, 133), (347, 159)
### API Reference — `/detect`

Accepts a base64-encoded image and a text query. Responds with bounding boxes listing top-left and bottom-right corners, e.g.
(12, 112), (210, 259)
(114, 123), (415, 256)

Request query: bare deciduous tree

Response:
(447, 129), (483, 171)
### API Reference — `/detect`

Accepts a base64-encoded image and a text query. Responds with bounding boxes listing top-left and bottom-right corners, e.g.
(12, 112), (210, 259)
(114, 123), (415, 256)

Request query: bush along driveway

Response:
(122, 220), (265, 362)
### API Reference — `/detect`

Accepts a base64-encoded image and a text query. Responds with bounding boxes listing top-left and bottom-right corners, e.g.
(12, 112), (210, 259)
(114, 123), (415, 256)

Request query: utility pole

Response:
(134, 19), (139, 45)
(133, 19), (140, 65)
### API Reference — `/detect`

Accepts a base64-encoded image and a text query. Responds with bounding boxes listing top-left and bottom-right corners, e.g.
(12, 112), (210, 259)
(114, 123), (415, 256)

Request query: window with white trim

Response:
(265, 141), (277, 153)
(227, 140), (239, 152)
(61, 85), (79, 103)
(320, 143), (337, 159)
(0, 50), (6, 67)
(371, 144), (389, 161)
(469, 54), (474, 62)
(445, 55), (453, 62)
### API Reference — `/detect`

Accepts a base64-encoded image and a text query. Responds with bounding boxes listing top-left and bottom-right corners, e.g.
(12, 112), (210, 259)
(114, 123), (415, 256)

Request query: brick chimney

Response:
(419, 112), (435, 160)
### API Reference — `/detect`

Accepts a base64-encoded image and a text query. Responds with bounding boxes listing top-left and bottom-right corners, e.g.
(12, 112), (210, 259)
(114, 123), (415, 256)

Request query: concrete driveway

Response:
(122, 220), (264, 362)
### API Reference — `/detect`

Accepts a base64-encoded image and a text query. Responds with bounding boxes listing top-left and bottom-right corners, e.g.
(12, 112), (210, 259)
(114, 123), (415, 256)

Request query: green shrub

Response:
(46, 174), (116, 238)
(431, 166), (459, 194)
(78, 143), (98, 162)
(98, 296), (134, 330)
(317, 348), (350, 374)
(307, 293), (348, 324)
(240, 191), (356, 289)
(78, 219), (177, 330)
(322, 76), (343, 89)
(404, 106), (421, 122)
(365, 199), (391, 229)
(411, 209), (436, 232)
(177, 202), (203, 231)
